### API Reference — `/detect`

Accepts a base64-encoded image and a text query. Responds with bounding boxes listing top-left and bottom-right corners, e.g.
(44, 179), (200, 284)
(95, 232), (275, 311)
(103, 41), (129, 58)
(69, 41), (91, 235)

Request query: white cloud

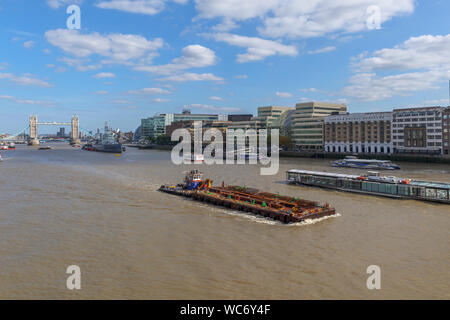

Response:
(343, 70), (450, 102)
(0, 73), (53, 87)
(128, 87), (171, 94)
(153, 98), (171, 103)
(185, 103), (240, 112)
(96, 90), (109, 95)
(344, 34), (450, 101)
(23, 41), (35, 49)
(158, 72), (224, 82)
(96, 0), (188, 15)
(355, 34), (450, 71)
(275, 91), (292, 98)
(47, 0), (83, 9)
(0, 94), (54, 106)
(300, 88), (319, 92)
(308, 46), (336, 54)
(234, 74), (247, 79)
(195, 0), (415, 39)
(58, 57), (102, 72)
(424, 98), (450, 106)
(134, 44), (217, 75)
(45, 29), (164, 65)
(0, 62), (8, 70)
(423, 99), (450, 106)
(209, 96), (223, 101)
(93, 72), (116, 79)
(112, 99), (132, 104)
(211, 33), (297, 62)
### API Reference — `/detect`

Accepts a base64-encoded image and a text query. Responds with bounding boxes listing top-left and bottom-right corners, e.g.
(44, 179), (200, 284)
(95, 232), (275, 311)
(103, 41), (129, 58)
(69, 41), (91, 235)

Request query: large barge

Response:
(287, 170), (450, 204)
(159, 170), (337, 224)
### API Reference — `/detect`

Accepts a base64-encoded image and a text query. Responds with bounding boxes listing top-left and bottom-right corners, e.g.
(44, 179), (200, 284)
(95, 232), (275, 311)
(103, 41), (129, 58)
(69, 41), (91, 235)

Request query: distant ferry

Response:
(332, 156), (401, 170)
(286, 170), (450, 204)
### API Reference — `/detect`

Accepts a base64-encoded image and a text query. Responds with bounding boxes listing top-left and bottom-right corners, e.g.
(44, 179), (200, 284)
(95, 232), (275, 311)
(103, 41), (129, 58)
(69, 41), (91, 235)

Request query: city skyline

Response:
(1, 0), (450, 133)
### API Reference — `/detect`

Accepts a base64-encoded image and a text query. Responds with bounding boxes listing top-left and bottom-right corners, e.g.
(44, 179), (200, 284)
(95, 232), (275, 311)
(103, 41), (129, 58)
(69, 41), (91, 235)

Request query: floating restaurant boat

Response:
(286, 170), (450, 204)
(331, 156), (401, 170)
(159, 170), (337, 224)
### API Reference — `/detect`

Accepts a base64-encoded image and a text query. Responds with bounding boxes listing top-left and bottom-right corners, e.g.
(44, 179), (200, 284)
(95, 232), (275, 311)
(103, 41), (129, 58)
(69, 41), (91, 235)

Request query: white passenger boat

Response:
(332, 157), (401, 170)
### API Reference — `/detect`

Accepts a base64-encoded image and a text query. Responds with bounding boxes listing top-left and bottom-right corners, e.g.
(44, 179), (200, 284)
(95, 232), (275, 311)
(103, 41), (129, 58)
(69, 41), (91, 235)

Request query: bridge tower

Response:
(70, 116), (81, 145)
(28, 115), (39, 146)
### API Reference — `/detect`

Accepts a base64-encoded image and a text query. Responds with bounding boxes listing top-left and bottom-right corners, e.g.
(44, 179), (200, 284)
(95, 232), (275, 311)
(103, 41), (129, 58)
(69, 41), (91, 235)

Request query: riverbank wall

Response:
(127, 144), (450, 164)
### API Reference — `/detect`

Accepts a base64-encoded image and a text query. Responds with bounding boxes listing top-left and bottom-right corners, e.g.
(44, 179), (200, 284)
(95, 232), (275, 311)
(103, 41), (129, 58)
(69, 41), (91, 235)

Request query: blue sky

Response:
(1, 0), (449, 133)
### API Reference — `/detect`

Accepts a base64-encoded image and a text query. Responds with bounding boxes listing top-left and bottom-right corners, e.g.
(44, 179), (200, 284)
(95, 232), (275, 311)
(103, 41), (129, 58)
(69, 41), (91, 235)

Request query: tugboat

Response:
(159, 170), (337, 224)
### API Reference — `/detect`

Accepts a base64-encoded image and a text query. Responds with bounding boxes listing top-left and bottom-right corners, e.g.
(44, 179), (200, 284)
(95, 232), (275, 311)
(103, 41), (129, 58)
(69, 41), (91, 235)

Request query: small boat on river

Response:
(331, 156), (401, 170)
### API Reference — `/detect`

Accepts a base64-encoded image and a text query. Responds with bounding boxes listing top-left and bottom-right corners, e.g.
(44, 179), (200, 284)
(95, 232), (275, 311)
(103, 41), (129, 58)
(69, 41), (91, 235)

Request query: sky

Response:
(0, 0), (450, 134)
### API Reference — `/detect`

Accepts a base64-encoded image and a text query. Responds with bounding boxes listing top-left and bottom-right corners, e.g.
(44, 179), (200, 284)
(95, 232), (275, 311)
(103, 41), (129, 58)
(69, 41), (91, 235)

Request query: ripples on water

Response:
(0, 145), (448, 299)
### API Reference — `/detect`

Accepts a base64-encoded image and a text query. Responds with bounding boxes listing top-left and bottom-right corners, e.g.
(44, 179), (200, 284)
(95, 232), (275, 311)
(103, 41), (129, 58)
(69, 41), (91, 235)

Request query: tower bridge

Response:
(29, 115), (80, 145)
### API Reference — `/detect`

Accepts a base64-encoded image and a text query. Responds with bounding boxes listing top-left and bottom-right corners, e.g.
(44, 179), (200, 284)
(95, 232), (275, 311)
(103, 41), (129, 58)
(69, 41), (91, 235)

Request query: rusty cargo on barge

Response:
(158, 170), (337, 224)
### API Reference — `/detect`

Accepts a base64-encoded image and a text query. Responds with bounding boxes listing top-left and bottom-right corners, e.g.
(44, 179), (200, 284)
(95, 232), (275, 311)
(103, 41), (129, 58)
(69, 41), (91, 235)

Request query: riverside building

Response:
(324, 112), (393, 154)
(392, 107), (444, 155)
(443, 106), (450, 156)
(292, 102), (347, 151)
(228, 106), (295, 136)
(141, 109), (227, 139)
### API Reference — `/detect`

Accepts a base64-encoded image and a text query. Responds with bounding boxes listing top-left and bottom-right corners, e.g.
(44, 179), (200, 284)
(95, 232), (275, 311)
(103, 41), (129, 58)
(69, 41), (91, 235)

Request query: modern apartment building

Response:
(324, 112), (393, 154)
(392, 106), (444, 155)
(141, 110), (227, 139)
(292, 102), (347, 151)
(228, 114), (253, 122)
(443, 106), (450, 156)
(228, 106), (295, 136)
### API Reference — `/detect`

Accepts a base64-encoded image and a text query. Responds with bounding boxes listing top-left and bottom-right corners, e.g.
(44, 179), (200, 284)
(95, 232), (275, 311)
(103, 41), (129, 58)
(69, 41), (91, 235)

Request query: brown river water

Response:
(0, 144), (448, 299)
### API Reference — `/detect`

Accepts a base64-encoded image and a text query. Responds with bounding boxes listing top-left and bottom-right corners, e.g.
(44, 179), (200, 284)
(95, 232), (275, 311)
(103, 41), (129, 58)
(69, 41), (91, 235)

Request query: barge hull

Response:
(289, 181), (450, 204)
(158, 186), (336, 224)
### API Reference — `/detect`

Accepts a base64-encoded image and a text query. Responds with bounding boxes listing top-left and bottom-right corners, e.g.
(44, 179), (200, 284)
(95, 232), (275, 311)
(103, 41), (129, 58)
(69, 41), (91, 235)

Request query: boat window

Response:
(398, 185), (411, 196)
(426, 188), (437, 198)
(437, 190), (448, 200)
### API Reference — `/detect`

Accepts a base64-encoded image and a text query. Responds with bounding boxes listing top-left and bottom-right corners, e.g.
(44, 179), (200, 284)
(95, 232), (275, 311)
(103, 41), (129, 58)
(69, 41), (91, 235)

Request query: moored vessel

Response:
(90, 122), (123, 154)
(159, 170), (337, 224)
(331, 156), (400, 170)
(287, 169), (450, 204)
